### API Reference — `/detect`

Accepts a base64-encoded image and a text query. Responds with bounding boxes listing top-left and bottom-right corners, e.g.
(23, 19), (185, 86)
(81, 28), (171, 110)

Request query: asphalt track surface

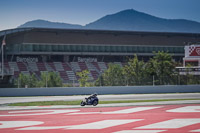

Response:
(0, 104), (200, 133)
(0, 93), (200, 133)
(1, 93), (200, 105)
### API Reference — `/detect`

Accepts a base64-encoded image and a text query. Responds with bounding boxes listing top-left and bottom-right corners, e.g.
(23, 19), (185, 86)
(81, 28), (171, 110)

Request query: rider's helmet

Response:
(93, 93), (97, 97)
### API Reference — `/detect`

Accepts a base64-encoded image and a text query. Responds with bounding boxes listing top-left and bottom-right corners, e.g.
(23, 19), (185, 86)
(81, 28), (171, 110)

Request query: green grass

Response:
(8, 98), (200, 106)
(9, 100), (82, 106)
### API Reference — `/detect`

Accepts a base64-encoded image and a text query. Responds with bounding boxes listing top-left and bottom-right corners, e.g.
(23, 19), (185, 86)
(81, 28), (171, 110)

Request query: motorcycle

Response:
(80, 94), (99, 106)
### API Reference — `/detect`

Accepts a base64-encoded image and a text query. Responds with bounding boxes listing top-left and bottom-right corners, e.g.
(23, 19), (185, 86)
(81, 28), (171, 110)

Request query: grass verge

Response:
(8, 98), (200, 106)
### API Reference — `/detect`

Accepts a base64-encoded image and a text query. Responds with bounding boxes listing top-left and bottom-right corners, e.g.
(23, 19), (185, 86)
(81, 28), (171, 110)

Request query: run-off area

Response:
(0, 104), (200, 133)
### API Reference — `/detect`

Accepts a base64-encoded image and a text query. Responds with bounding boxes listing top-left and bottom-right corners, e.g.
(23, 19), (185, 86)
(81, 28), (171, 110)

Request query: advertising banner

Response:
(185, 45), (200, 57)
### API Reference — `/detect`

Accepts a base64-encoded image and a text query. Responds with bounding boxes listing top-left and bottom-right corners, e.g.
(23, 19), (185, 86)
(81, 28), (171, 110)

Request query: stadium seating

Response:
(66, 71), (77, 81)
(45, 62), (55, 71)
(78, 62), (88, 71)
(27, 62), (38, 71)
(54, 62), (64, 71)
(36, 62), (47, 71)
(9, 62), (19, 71)
(21, 71), (30, 75)
(98, 62), (107, 72)
(70, 62), (81, 71)
(4, 62), (10, 70)
(90, 70), (99, 80)
(62, 62), (72, 71)
(91, 62), (100, 71)
(5, 61), (125, 83)
(59, 71), (69, 82)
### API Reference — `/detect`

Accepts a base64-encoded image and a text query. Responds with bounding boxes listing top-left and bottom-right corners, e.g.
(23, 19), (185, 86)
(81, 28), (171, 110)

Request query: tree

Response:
(95, 72), (104, 86)
(146, 51), (175, 85)
(48, 72), (62, 87)
(16, 73), (28, 88)
(123, 55), (146, 85)
(29, 73), (38, 87)
(102, 63), (125, 86)
(37, 72), (62, 87)
(16, 73), (38, 88)
(76, 70), (90, 87)
(36, 72), (48, 87)
(179, 64), (200, 85)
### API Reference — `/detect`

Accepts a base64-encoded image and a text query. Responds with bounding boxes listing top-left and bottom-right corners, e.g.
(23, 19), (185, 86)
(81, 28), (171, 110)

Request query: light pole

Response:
(46, 72), (48, 88)
(153, 75), (155, 86)
(73, 76), (75, 87)
(100, 70), (102, 86)
(18, 78), (20, 88)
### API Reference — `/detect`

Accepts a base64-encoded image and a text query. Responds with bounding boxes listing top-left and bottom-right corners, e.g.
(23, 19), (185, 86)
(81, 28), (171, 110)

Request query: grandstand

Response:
(1, 28), (200, 85)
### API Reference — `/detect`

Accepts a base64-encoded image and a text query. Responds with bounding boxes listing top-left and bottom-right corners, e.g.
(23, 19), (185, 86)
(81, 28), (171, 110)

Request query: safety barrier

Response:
(0, 85), (200, 96)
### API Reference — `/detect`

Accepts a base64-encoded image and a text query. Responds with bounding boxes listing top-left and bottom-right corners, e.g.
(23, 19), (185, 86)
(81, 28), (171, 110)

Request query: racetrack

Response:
(0, 93), (200, 105)
(0, 104), (200, 133)
(1, 93), (200, 132)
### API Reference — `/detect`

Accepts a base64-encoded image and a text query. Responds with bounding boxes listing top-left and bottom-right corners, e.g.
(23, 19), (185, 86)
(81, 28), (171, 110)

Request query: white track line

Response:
(136, 119), (200, 129)
(18, 119), (142, 130)
(113, 130), (166, 133)
(0, 121), (44, 129)
(67, 119), (142, 129)
(166, 106), (200, 113)
(67, 106), (162, 115)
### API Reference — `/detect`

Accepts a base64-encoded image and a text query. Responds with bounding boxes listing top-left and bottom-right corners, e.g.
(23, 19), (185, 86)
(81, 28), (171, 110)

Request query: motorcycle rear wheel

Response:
(93, 100), (98, 106)
(80, 101), (86, 106)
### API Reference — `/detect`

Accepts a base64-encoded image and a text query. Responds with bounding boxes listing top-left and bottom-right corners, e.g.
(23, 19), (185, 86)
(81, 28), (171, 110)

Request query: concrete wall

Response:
(0, 85), (200, 97)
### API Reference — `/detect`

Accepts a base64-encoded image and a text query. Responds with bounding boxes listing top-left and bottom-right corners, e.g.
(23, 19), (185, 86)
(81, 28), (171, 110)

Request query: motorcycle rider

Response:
(81, 93), (98, 106)
(87, 93), (97, 102)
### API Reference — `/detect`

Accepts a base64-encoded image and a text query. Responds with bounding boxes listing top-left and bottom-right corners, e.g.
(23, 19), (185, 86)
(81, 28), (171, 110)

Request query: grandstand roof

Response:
(1, 27), (200, 37)
(1, 27), (200, 46)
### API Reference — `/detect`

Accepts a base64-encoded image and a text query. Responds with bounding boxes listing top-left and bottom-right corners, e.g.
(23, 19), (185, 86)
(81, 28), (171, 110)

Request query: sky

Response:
(0, 0), (200, 31)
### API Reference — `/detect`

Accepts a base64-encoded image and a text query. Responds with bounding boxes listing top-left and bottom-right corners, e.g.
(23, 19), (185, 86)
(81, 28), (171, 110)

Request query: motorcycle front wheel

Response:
(92, 100), (98, 106)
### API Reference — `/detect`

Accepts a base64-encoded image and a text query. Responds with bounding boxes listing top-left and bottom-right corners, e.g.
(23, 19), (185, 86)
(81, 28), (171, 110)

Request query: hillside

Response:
(18, 9), (200, 33)
(18, 19), (82, 29)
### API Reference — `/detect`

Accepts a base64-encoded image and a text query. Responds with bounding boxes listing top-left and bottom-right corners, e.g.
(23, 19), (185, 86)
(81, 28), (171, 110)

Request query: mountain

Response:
(18, 19), (83, 29)
(85, 9), (200, 33)
(18, 9), (200, 33)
